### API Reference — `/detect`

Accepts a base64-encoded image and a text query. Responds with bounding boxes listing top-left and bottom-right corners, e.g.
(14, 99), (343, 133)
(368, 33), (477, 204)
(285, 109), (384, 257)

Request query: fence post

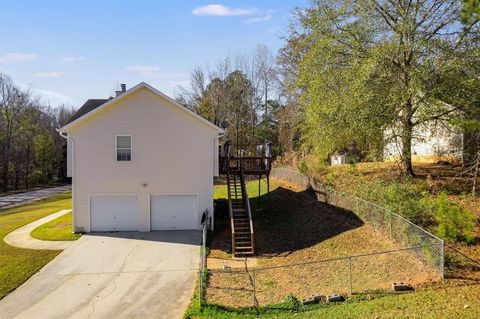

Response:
(389, 211), (393, 241)
(252, 269), (257, 307)
(198, 268), (202, 308)
(348, 257), (353, 295)
(440, 240), (445, 279)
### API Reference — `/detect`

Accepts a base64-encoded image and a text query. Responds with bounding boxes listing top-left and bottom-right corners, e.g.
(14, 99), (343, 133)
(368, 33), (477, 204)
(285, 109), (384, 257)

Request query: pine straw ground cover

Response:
(306, 161), (480, 258)
(303, 161), (480, 282)
(206, 179), (438, 307)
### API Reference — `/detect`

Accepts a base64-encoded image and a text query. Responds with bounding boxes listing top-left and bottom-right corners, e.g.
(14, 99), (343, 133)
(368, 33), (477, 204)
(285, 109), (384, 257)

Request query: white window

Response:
(116, 136), (132, 161)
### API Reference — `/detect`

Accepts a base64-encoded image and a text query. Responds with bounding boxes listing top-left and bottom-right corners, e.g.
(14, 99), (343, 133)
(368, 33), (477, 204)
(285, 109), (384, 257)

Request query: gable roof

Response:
(59, 82), (224, 133)
(67, 99), (109, 124)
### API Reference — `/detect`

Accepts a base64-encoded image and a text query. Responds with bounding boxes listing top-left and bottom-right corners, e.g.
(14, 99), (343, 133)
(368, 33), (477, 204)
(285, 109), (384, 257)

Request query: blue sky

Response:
(0, 0), (308, 107)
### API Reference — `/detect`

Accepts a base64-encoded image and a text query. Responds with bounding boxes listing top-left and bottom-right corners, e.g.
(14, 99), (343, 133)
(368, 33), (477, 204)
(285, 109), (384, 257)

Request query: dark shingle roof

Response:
(67, 99), (110, 124)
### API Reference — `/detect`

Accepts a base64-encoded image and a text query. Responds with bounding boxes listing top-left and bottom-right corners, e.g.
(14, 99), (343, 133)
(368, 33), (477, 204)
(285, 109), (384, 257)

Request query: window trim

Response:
(116, 135), (132, 162)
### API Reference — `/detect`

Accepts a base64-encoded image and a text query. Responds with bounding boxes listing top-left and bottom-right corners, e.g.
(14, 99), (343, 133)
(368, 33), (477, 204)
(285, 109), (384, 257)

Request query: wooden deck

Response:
(219, 156), (271, 175)
(219, 154), (271, 257)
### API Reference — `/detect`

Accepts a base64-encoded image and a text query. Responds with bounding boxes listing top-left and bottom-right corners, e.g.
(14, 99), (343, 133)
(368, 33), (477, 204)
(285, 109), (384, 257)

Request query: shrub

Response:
(324, 171), (337, 188)
(280, 293), (302, 310)
(346, 154), (358, 165)
(429, 192), (476, 244)
(298, 160), (309, 175)
(353, 180), (434, 226)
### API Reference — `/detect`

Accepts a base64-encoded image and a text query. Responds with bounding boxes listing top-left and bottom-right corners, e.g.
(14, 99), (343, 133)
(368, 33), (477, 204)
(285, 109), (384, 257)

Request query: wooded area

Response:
(2, 1), (478, 192)
(0, 73), (75, 193)
(180, 0), (479, 183)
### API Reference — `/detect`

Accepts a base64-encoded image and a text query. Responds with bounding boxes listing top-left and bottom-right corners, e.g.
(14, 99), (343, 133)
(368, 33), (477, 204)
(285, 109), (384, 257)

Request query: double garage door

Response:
(90, 195), (197, 231)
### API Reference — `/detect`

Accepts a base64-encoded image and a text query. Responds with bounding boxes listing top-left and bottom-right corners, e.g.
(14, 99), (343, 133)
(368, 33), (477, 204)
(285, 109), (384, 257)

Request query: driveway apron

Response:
(0, 231), (200, 319)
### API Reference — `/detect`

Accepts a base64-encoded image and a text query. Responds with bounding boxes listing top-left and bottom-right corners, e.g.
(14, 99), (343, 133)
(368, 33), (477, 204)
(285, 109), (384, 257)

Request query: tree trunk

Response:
(472, 150), (480, 197)
(401, 120), (415, 177)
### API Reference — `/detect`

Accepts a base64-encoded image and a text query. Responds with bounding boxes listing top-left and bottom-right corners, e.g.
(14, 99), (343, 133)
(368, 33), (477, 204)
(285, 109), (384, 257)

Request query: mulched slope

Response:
(207, 180), (434, 307)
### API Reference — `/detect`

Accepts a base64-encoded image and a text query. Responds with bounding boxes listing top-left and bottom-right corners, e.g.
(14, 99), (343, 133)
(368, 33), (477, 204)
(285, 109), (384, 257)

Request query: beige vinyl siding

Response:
(69, 87), (216, 232)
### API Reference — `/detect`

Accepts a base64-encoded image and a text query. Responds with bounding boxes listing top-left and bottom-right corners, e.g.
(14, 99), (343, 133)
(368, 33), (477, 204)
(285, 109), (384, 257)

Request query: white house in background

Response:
(384, 121), (463, 162)
(58, 82), (223, 232)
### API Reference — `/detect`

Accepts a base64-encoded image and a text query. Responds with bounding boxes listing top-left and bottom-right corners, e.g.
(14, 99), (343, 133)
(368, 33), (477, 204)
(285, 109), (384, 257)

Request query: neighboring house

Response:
(58, 82), (223, 232)
(384, 120), (463, 163)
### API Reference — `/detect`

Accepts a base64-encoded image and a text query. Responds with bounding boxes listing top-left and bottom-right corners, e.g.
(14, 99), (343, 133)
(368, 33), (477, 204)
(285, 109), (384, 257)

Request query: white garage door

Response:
(150, 195), (197, 230)
(90, 195), (138, 231)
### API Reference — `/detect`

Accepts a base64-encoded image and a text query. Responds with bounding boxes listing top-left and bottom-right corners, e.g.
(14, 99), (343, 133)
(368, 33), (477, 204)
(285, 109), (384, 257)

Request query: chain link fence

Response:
(198, 220), (208, 308)
(199, 168), (444, 308)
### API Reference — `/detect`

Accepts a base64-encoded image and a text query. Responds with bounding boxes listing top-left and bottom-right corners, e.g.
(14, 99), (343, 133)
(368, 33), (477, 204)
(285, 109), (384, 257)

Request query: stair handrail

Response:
(239, 170), (255, 254)
(225, 154), (236, 255)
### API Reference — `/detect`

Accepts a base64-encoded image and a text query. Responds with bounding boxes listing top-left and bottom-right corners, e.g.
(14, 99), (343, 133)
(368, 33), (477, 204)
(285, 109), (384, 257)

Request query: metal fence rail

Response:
(200, 168), (445, 308)
(308, 178), (444, 279)
(205, 244), (441, 307)
(271, 167), (444, 278)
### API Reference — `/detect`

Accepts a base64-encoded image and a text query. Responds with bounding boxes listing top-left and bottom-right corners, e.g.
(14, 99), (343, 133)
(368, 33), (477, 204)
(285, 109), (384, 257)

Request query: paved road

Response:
(0, 185), (71, 210)
(0, 231), (200, 319)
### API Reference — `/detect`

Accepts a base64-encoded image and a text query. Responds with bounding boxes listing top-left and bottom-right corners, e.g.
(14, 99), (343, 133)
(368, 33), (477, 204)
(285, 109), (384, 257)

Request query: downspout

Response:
(57, 129), (76, 233)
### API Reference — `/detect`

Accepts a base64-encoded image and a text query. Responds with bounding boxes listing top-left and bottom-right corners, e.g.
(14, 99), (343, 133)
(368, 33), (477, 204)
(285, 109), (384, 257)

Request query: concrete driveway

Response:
(0, 231), (200, 319)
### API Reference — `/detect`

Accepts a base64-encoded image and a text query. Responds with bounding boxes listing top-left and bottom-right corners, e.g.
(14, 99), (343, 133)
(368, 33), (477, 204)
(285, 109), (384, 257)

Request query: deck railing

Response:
(219, 156), (271, 175)
(225, 161), (236, 254)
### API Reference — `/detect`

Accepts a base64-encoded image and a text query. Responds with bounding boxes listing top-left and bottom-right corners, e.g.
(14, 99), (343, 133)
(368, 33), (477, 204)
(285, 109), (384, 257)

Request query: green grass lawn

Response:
(187, 282), (480, 319)
(31, 212), (81, 241)
(214, 179), (270, 199)
(0, 192), (72, 300)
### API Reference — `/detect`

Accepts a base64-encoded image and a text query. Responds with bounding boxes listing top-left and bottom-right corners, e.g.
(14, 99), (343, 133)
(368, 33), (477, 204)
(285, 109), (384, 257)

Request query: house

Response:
(58, 82), (224, 232)
(384, 121), (463, 163)
(383, 97), (465, 163)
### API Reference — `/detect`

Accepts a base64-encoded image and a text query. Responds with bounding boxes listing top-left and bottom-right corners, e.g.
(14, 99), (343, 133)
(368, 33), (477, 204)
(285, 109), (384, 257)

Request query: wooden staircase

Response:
(227, 169), (255, 256)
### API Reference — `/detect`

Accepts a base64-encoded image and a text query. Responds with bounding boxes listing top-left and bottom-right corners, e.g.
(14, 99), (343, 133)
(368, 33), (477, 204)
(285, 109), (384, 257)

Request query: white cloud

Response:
(34, 88), (73, 105)
(33, 72), (62, 78)
(0, 52), (38, 63)
(125, 65), (160, 74)
(244, 14), (272, 24)
(192, 4), (256, 16)
(51, 56), (84, 64)
(125, 65), (185, 78)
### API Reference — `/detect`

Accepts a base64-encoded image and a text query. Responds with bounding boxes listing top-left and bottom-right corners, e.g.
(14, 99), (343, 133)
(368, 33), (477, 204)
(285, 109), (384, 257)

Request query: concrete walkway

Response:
(4, 209), (73, 250)
(0, 185), (71, 210)
(0, 231), (200, 319)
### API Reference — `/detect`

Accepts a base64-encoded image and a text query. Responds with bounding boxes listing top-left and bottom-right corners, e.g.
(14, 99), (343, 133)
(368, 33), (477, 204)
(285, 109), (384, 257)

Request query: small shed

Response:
(330, 153), (347, 165)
